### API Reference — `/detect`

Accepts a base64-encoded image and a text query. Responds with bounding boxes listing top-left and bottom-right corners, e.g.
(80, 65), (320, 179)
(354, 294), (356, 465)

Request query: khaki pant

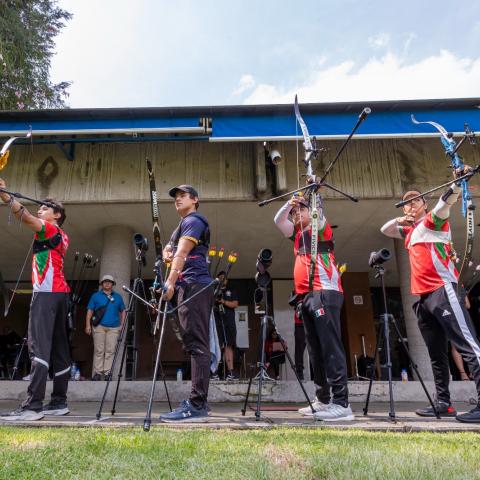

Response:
(92, 325), (121, 376)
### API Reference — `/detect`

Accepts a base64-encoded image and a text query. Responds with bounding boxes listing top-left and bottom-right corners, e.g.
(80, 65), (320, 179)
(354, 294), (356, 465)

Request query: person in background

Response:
(213, 271), (239, 380)
(85, 275), (125, 380)
(265, 329), (286, 380)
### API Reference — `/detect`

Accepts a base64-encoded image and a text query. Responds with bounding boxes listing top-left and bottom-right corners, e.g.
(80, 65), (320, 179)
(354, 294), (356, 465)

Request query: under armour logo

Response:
(314, 308), (325, 318)
(442, 309), (451, 317)
(182, 411), (192, 418)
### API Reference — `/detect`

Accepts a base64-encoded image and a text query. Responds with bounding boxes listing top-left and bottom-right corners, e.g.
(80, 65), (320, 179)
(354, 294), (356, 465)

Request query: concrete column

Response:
(98, 225), (133, 378)
(99, 225), (133, 304)
(272, 280), (310, 380)
(394, 238), (433, 380)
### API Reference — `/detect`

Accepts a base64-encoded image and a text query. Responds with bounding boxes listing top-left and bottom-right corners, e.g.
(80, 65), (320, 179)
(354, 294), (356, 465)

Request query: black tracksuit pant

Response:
(301, 290), (348, 407)
(414, 282), (480, 406)
(23, 292), (71, 412)
(176, 283), (214, 409)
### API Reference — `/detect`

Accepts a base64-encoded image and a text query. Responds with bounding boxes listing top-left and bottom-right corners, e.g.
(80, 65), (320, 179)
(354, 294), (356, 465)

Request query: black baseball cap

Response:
(168, 184), (199, 198)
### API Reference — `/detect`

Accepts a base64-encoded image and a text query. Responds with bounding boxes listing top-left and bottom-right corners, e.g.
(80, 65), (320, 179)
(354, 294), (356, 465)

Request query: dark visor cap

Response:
(168, 184), (199, 198)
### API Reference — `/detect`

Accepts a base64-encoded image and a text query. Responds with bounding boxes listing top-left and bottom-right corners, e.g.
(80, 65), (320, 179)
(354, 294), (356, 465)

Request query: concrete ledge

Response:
(0, 380), (477, 403)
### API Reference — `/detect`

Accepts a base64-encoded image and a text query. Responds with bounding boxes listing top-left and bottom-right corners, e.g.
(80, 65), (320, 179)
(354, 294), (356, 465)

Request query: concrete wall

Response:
(5, 137), (479, 204)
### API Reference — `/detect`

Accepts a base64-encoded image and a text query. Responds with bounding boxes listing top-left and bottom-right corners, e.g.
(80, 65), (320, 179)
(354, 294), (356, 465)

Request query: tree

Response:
(0, 0), (72, 110)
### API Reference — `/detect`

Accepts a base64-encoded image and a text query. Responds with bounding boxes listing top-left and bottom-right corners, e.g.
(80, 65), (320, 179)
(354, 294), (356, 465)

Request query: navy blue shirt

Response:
(173, 213), (212, 285)
(87, 290), (125, 328)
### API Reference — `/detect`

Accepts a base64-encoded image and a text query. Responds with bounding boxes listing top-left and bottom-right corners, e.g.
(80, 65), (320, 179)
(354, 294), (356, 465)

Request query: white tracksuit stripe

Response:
(444, 283), (480, 368)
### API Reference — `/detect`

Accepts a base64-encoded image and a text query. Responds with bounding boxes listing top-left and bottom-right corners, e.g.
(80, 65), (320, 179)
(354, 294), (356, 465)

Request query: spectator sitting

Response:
(265, 329), (286, 380)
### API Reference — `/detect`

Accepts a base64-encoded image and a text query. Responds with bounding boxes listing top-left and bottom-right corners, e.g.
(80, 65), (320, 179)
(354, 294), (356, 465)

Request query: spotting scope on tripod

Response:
(363, 248), (439, 421)
(241, 248), (313, 420)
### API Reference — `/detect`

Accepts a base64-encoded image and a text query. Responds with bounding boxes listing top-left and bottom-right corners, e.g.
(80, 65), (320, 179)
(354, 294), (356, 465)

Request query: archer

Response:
(158, 184), (214, 423)
(274, 190), (354, 422)
(0, 176), (71, 421)
(381, 165), (480, 423)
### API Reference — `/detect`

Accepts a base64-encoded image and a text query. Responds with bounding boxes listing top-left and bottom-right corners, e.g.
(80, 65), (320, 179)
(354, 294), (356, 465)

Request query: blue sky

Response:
(52, 0), (480, 108)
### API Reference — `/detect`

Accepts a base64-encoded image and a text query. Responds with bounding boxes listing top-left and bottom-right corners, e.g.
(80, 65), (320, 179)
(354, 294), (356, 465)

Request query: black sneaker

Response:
(43, 403), (70, 416)
(0, 407), (44, 421)
(160, 399), (209, 423)
(210, 373), (220, 381)
(226, 372), (238, 381)
(91, 374), (102, 381)
(456, 406), (480, 423)
(415, 401), (457, 417)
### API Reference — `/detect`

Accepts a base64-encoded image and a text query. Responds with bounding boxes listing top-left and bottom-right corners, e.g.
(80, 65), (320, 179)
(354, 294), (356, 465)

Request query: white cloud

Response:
(241, 50), (480, 104)
(233, 74), (256, 95)
(368, 33), (390, 49)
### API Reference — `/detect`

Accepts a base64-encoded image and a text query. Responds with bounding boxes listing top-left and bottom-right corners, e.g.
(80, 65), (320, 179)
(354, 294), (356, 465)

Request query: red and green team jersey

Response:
(400, 212), (458, 295)
(291, 222), (342, 294)
(32, 221), (70, 293)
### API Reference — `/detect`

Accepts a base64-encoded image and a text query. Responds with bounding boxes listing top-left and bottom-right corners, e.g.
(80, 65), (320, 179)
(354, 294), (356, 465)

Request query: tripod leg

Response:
(363, 321), (384, 415)
(390, 316), (440, 419)
(383, 314), (396, 421)
(111, 324), (130, 416)
(160, 366), (172, 411)
(96, 309), (131, 420)
(143, 306), (170, 431)
(255, 315), (269, 421)
(241, 365), (255, 416)
(277, 335), (314, 413)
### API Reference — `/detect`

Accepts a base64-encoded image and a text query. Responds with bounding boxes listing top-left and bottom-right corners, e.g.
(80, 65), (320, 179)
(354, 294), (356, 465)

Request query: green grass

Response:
(1, 427), (480, 479)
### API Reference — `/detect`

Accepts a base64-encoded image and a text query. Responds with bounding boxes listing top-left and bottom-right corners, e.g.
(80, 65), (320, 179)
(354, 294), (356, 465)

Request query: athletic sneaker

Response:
(314, 403), (355, 422)
(226, 372), (238, 381)
(456, 406), (480, 423)
(415, 401), (456, 417)
(298, 399), (330, 416)
(210, 373), (220, 381)
(42, 403), (70, 416)
(0, 407), (44, 421)
(160, 399), (209, 423)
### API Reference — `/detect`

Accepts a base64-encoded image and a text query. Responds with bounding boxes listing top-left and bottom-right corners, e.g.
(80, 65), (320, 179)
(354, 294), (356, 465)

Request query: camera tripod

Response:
(96, 256), (171, 420)
(241, 286), (314, 420)
(363, 263), (439, 421)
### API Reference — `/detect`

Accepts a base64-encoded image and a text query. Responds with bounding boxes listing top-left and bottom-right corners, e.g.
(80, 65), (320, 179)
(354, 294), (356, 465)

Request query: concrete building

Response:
(1, 98), (479, 383)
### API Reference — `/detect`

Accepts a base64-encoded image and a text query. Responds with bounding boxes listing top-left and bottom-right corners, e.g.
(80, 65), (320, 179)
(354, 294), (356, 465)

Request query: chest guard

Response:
(295, 229), (334, 255)
(33, 228), (63, 255)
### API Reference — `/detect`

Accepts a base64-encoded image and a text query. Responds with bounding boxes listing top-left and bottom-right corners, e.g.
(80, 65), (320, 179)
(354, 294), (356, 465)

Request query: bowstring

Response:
(5, 128), (35, 316)
(6, 239), (34, 315)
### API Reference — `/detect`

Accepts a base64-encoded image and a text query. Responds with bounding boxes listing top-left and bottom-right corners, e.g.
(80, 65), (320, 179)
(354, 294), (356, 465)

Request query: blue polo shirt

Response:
(87, 290), (125, 328)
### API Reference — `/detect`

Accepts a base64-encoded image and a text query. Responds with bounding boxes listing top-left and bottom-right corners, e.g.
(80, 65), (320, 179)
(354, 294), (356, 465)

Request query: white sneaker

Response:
(298, 399), (330, 416)
(0, 408), (44, 421)
(42, 403), (70, 416)
(314, 403), (354, 422)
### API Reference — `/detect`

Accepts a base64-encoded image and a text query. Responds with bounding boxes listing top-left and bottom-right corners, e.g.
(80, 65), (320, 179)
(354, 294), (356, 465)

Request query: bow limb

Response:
(294, 96), (319, 292)
(294, 95), (315, 179)
(146, 158), (166, 326)
(0, 129), (32, 171)
(411, 115), (475, 289)
(411, 115), (451, 144)
(457, 200), (475, 287)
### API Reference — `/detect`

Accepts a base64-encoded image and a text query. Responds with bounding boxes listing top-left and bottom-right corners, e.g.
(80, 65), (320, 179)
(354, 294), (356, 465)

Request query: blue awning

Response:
(0, 100), (478, 141)
(210, 108), (480, 141)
